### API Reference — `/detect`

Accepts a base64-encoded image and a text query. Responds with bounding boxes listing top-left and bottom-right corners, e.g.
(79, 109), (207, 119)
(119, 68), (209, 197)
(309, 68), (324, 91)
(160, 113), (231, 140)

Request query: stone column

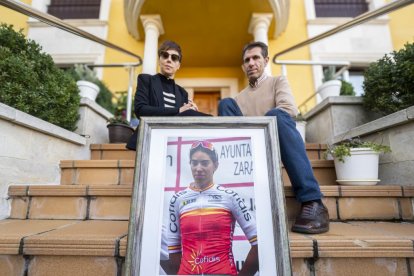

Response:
(248, 13), (273, 75)
(140, 15), (164, 74)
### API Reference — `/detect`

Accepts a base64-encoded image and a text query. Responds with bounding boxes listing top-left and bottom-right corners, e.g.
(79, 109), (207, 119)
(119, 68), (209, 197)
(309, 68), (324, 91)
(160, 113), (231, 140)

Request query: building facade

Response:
(1, 0), (413, 114)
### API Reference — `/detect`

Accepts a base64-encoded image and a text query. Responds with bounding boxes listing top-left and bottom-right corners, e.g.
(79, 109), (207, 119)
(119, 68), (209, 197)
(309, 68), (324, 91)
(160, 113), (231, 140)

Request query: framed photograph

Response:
(125, 117), (291, 276)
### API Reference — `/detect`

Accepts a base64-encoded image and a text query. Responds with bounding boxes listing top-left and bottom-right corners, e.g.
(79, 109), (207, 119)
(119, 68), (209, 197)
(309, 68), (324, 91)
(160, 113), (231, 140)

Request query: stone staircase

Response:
(1, 144), (413, 275)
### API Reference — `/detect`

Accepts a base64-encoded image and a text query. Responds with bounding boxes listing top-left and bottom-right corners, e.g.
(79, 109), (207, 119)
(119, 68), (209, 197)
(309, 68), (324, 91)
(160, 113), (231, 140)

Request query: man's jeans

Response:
(218, 98), (322, 203)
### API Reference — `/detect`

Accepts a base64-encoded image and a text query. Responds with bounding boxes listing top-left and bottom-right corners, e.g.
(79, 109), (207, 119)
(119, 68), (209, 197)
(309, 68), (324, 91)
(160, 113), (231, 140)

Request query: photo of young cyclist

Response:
(161, 139), (259, 275)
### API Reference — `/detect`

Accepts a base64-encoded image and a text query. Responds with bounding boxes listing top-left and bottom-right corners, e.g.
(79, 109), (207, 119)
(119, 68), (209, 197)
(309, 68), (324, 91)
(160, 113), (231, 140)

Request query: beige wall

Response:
(0, 0), (31, 34)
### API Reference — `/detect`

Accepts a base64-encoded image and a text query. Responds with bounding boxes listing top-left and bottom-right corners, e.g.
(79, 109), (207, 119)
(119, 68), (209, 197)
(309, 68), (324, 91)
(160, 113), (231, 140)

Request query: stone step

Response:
(90, 143), (328, 161)
(8, 185), (414, 222)
(1, 219), (413, 275)
(59, 159), (336, 186)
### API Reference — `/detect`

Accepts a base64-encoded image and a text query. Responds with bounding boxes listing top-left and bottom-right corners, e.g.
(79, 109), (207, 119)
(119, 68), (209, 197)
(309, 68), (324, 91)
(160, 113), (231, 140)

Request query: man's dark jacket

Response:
(126, 73), (189, 150)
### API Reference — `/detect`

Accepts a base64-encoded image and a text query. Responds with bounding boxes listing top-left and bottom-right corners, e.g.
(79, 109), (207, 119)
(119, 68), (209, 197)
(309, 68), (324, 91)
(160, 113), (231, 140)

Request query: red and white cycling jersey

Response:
(167, 183), (257, 275)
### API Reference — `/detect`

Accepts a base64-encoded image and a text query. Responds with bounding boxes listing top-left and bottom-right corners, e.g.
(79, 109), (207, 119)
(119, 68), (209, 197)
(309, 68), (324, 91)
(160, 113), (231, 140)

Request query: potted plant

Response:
(317, 66), (342, 100)
(107, 116), (134, 143)
(71, 64), (101, 101)
(295, 113), (306, 142)
(340, 80), (356, 96)
(325, 138), (391, 185)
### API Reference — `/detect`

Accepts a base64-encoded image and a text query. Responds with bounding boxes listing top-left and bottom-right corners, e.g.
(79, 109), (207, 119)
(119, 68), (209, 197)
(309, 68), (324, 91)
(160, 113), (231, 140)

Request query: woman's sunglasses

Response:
(160, 51), (180, 62)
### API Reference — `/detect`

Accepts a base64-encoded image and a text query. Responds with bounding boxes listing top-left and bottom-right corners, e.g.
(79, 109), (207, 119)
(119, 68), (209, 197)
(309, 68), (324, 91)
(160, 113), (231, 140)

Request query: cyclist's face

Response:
(190, 151), (218, 186)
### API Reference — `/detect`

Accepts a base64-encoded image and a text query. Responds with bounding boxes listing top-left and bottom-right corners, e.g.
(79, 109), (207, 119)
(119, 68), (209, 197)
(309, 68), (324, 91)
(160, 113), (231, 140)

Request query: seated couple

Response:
(126, 40), (329, 235)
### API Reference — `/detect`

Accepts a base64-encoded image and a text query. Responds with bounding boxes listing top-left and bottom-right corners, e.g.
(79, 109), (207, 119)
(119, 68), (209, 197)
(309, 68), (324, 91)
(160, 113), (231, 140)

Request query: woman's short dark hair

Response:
(242, 41), (268, 59)
(158, 40), (182, 62)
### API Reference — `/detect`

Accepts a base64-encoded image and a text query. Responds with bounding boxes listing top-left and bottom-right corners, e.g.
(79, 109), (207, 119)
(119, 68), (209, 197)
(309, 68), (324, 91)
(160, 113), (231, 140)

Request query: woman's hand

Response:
(179, 103), (194, 113)
(188, 99), (198, 111)
(179, 101), (198, 113)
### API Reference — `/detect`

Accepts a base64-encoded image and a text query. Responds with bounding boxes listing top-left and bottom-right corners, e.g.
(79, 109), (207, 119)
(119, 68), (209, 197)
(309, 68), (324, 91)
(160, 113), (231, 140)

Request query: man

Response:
(127, 40), (209, 150)
(218, 41), (329, 234)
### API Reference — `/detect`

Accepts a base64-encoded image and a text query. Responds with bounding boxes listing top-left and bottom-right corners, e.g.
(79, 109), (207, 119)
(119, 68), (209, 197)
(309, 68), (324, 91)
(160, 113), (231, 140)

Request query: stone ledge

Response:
(332, 106), (414, 144)
(304, 96), (364, 120)
(0, 103), (85, 145)
(79, 98), (113, 120)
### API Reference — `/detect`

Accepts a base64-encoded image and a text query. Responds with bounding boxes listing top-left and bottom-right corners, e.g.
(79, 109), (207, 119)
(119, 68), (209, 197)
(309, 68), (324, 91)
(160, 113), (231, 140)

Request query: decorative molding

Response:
(248, 13), (273, 38)
(125, 0), (289, 39)
(124, 0), (146, 40)
(268, 0), (290, 38)
(48, 53), (102, 65)
(140, 14), (164, 35)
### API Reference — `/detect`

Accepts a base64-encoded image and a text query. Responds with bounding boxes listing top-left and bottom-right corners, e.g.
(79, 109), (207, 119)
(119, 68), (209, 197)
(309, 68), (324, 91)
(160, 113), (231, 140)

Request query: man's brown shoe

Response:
(292, 201), (329, 234)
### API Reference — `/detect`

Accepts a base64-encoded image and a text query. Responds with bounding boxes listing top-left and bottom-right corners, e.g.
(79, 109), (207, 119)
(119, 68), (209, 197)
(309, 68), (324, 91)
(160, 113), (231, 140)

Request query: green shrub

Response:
(96, 81), (116, 114)
(0, 24), (80, 131)
(362, 42), (414, 115)
(340, 80), (356, 96)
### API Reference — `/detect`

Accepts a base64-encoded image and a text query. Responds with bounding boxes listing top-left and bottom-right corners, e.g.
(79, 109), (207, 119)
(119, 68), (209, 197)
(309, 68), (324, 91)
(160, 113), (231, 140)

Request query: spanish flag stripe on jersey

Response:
(180, 208), (231, 219)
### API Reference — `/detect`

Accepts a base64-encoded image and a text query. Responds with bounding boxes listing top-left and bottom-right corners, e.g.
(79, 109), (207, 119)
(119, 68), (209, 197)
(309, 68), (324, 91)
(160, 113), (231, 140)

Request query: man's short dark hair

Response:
(242, 41), (268, 59)
(158, 40), (182, 62)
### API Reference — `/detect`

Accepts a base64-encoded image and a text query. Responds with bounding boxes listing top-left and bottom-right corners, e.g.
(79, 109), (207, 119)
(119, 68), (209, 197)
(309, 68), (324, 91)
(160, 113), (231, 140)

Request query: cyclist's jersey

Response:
(167, 183), (257, 275)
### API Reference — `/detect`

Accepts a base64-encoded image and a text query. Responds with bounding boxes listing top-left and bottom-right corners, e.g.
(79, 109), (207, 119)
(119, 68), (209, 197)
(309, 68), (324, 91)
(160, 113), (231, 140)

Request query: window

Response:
(47, 0), (101, 19)
(314, 0), (369, 18)
(348, 69), (365, 96)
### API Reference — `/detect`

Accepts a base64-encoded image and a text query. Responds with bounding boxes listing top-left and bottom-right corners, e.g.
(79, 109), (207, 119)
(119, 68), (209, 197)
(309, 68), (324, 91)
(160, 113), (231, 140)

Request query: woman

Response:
(126, 41), (210, 150)
(166, 140), (258, 275)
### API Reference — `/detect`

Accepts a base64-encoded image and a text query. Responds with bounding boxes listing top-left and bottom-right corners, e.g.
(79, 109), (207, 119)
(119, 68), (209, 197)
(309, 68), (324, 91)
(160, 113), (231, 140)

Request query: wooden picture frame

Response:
(125, 117), (291, 275)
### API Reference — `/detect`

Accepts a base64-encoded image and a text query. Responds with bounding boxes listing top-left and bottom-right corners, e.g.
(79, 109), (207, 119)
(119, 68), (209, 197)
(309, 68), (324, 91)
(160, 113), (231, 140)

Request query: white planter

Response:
(317, 80), (341, 100)
(334, 148), (380, 185)
(295, 121), (306, 142)
(76, 80), (100, 101)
